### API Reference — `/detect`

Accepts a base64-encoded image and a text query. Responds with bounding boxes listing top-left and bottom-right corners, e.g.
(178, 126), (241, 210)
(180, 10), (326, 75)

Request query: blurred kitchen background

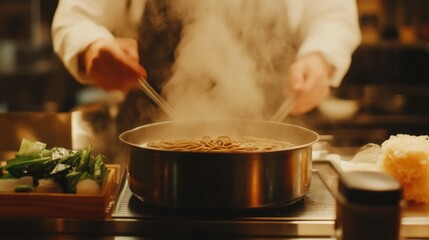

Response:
(1, 0), (429, 147)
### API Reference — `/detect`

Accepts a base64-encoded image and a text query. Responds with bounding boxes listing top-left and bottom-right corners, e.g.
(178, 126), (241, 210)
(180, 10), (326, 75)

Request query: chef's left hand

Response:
(286, 52), (334, 115)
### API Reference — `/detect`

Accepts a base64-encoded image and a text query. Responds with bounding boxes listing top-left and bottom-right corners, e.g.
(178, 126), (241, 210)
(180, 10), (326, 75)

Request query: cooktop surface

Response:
(113, 168), (335, 221)
(112, 160), (429, 238)
(111, 161), (339, 237)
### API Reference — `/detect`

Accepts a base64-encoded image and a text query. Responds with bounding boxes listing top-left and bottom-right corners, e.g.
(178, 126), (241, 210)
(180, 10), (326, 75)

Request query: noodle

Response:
(145, 136), (293, 152)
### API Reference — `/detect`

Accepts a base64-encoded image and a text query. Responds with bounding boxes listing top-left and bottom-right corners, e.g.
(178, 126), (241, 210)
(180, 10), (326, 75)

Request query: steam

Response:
(161, 0), (295, 120)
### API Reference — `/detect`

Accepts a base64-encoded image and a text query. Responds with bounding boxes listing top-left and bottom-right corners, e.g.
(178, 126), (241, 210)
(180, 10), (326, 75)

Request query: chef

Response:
(51, 0), (361, 131)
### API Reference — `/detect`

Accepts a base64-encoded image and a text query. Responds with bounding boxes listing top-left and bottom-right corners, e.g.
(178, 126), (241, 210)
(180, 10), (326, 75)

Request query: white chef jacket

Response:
(52, 0), (361, 87)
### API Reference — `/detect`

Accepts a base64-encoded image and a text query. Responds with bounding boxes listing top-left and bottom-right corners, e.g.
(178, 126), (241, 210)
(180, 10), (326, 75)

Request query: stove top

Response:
(112, 160), (429, 238)
(113, 168), (335, 221)
(111, 161), (337, 237)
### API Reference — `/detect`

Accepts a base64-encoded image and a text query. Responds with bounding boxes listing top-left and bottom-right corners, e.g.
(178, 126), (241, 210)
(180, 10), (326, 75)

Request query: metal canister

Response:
(335, 171), (402, 240)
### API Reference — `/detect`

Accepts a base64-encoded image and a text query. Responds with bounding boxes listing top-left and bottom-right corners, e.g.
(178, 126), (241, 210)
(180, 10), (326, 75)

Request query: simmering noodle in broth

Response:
(145, 135), (294, 152)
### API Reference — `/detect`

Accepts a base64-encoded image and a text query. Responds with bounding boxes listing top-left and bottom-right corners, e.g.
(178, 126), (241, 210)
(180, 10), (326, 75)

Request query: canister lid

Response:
(338, 171), (402, 205)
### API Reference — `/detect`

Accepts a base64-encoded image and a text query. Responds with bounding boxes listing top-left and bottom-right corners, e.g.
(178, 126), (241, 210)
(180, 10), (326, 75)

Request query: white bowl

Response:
(318, 97), (360, 121)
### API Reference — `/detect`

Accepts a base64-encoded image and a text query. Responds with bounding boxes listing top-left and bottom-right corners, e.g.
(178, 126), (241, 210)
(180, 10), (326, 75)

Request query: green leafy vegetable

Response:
(2, 138), (109, 193)
(93, 154), (108, 184)
(5, 156), (55, 178)
(76, 145), (92, 172)
(16, 138), (48, 157)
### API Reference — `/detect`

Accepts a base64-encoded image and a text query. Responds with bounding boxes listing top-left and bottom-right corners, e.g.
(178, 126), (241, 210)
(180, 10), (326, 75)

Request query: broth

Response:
(144, 135), (294, 153)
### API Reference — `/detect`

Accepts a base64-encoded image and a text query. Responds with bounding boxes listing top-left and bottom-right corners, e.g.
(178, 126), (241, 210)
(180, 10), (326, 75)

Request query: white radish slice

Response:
(76, 179), (100, 194)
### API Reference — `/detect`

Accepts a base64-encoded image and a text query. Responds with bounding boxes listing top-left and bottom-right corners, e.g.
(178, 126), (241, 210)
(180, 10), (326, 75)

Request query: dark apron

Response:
(116, 0), (182, 134)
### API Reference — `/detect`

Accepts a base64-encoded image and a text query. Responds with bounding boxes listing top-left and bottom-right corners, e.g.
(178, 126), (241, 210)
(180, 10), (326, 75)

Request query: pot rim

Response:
(119, 119), (320, 153)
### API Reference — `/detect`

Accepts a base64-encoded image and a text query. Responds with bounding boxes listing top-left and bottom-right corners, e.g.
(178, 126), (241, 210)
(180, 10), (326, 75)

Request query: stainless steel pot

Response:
(119, 119), (319, 210)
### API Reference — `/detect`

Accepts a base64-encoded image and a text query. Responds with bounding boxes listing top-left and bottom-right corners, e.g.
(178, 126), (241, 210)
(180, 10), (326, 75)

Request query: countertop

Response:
(0, 110), (428, 239)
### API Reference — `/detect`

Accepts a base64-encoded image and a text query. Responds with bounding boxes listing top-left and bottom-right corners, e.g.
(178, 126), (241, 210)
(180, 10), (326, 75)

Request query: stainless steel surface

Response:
(110, 160), (429, 239)
(109, 169), (336, 237)
(113, 170), (336, 221)
(120, 119), (319, 210)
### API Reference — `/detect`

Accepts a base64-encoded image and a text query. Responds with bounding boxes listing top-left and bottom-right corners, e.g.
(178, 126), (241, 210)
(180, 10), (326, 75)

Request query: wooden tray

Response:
(0, 164), (120, 219)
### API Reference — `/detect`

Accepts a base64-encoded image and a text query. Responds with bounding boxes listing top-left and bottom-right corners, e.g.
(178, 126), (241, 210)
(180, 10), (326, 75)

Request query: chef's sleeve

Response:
(295, 0), (361, 87)
(51, 0), (126, 84)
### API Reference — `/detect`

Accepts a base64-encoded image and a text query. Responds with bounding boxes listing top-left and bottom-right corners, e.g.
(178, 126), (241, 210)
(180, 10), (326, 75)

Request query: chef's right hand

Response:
(79, 38), (147, 93)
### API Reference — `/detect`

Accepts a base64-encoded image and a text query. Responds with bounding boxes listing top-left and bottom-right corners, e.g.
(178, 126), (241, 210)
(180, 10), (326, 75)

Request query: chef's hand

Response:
(79, 38), (147, 92)
(287, 52), (334, 115)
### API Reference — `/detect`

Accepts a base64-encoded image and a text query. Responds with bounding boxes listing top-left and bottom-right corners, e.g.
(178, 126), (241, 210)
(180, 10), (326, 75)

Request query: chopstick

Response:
(138, 77), (179, 119)
(270, 93), (296, 122)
